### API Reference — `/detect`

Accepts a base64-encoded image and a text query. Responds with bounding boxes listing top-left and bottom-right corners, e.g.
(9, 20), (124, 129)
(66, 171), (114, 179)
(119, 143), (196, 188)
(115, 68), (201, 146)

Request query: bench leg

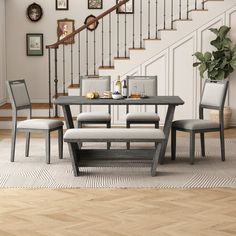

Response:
(107, 122), (111, 150)
(67, 142), (79, 177)
(151, 142), (162, 177)
(126, 122), (131, 150)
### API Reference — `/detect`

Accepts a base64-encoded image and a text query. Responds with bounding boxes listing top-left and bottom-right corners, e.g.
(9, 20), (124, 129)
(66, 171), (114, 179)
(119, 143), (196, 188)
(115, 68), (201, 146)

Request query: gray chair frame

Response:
(171, 79), (229, 164)
(126, 76), (159, 149)
(78, 76), (111, 149)
(6, 80), (63, 164)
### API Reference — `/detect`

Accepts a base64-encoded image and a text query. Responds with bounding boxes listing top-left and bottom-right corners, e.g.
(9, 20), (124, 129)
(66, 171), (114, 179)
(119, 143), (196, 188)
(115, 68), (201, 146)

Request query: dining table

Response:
(54, 95), (184, 165)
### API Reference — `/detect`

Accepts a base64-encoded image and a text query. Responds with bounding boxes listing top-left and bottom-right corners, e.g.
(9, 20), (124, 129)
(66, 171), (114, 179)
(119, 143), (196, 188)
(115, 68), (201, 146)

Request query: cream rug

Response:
(0, 137), (236, 188)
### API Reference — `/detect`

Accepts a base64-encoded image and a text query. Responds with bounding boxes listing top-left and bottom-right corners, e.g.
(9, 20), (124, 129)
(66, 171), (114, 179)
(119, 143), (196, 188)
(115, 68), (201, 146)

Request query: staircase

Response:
(1, 0), (236, 128)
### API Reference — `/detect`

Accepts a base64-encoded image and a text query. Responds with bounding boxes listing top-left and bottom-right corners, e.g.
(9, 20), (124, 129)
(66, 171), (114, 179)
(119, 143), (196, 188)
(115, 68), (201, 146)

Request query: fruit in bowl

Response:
(112, 92), (123, 100)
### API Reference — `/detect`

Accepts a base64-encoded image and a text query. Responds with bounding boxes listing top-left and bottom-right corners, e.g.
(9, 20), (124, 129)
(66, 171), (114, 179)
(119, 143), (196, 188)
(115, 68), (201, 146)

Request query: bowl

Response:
(112, 94), (123, 100)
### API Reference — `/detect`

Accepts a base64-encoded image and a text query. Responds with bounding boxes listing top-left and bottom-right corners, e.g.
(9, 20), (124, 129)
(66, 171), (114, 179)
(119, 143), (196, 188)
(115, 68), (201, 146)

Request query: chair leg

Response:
(190, 132), (195, 165)
(220, 128), (225, 161)
(107, 122), (111, 150)
(126, 122), (130, 150)
(58, 128), (63, 159)
(45, 131), (51, 164)
(11, 126), (17, 162)
(25, 132), (30, 157)
(200, 133), (205, 157)
(78, 122), (82, 149)
(155, 121), (159, 148)
(171, 127), (176, 161)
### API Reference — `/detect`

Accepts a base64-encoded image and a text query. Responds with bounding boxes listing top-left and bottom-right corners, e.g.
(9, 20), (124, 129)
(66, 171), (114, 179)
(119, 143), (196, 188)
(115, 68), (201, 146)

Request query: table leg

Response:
(62, 105), (74, 129)
(158, 105), (176, 164)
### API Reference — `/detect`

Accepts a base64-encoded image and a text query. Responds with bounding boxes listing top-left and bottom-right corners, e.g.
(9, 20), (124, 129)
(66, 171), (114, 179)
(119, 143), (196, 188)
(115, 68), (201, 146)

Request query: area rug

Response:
(0, 137), (236, 189)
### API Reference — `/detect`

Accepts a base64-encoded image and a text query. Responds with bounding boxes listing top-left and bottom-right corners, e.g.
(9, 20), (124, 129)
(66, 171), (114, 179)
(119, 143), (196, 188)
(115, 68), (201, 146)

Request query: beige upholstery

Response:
(172, 119), (220, 131)
(64, 128), (165, 141)
(17, 119), (64, 130)
(126, 112), (160, 122)
(11, 82), (31, 107)
(201, 82), (226, 107)
(77, 112), (111, 122)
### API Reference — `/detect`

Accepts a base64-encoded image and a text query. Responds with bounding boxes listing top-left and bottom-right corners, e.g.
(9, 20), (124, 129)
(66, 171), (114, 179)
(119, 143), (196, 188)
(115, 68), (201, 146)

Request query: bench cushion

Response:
(64, 128), (165, 142)
(77, 112), (111, 122)
(17, 119), (63, 130)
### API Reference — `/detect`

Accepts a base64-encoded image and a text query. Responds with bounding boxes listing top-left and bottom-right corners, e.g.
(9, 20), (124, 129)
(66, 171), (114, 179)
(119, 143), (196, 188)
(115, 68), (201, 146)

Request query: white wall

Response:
(0, 0), (6, 105)
(5, 0), (115, 102)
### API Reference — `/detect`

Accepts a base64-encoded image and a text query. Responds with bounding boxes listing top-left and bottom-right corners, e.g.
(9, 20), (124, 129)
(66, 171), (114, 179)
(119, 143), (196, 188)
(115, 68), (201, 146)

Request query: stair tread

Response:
(0, 103), (52, 110)
(114, 57), (130, 60)
(143, 38), (161, 41)
(159, 29), (177, 31)
(188, 9), (208, 12)
(98, 66), (115, 70)
(68, 84), (80, 89)
(0, 116), (67, 121)
(173, 19), (193, 22)
(53, 93), (68, 99)
(129, 47), (145, 50)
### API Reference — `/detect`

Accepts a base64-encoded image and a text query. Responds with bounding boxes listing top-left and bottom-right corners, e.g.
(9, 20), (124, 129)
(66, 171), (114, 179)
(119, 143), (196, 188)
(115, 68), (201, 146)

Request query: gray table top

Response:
(54, 96), (184, 106)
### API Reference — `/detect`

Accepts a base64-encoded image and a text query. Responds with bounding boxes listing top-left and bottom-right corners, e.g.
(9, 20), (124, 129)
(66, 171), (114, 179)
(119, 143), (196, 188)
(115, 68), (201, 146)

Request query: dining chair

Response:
(171, 79), (229, 164)
(126, 76), (160, 149)
(6, 80), (64, 164)
(77, 76), (111, 149)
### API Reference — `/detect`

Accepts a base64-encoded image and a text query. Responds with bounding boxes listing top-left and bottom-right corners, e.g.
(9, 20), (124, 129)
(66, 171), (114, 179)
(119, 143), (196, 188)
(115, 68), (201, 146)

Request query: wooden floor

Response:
(0, 129), (236, 236)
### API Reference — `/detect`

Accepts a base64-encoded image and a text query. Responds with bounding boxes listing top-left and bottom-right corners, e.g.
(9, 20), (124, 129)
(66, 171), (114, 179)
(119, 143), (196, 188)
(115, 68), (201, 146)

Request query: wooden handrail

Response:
(46, 0), (129, 49)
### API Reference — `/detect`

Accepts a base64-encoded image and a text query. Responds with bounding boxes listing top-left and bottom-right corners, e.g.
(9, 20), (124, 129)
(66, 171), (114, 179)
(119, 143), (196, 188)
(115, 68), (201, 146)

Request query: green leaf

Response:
(193, 52), (204, 61)
(209, 28), (219, 36)
(219, 26), (231, 39)
(199, 63), (207, 78)
(204, 52), (212, 61)
(211, 37), (222, 50)
(230, 58), (236, 69)
(215, 70), (225, 80)
(193, 62), (201, 67)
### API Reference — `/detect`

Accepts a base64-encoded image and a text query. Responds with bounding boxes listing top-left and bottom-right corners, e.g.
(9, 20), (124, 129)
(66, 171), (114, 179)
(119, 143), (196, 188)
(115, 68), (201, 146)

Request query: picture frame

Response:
(88, 0), (102, 9)
(56, 0), (69, 10)
(27, 3), (43, 22)
(116, 0), (134, 14)
(84, 15), (99, 31)
(26, 33), (43, 56)
(57, 18), (75, 44)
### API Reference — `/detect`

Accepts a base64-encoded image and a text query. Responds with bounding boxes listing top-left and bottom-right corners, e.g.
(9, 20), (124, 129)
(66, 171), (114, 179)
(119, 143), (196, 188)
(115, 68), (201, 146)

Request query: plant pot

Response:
(209, 106), (232, 129)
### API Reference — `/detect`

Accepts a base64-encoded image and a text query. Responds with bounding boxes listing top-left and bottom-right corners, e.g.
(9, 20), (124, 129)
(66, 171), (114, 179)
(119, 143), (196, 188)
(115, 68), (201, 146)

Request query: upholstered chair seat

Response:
(172, 119), (220, 131)
(6, 80), (63, 164)
(171, 79), (229, 164)
(126, 112), (160, 122)
(125, 76), (159, 149)
(77, 112), (111, 122)
(78, 76), (111, 149)
(17, 119), (63, 130)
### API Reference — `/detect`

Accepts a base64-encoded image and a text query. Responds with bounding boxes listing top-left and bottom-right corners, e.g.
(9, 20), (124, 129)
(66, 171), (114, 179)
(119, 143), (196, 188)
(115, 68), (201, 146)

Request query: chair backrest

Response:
(6, 80), (31, 111)
(200, 79), (229, 110)
(127, 76), (157, 97)
(80, 76), (111, 96)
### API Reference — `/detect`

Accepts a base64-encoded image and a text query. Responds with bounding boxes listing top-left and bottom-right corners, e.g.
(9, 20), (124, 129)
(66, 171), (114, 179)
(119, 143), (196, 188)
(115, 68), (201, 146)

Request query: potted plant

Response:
(193, 25), (236, 128)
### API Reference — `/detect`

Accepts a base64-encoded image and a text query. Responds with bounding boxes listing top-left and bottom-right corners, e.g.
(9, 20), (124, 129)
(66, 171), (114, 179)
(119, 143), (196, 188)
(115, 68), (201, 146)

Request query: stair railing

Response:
(46, 0), (208, 117)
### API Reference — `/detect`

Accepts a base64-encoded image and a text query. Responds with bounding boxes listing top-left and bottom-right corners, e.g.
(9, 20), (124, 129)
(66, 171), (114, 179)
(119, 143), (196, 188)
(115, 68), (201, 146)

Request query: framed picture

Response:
(26, 34), (43, 56)
(116, 0), (134, 14)
(56, 0), (69, 10)
(57, 18), (75, 44)
(84, 15), (99, 31)
(88, 0), (102, 9)
(27, 3), (43, 22)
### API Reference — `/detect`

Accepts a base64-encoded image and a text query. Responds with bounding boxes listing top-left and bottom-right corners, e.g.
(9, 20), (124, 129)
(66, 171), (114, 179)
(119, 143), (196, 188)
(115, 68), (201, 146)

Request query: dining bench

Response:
(64, 128), (165, 177)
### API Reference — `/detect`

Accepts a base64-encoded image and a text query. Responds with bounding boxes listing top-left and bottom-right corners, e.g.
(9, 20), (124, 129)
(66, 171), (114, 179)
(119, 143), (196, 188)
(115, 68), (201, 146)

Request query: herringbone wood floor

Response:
(0, 129), (236, 236)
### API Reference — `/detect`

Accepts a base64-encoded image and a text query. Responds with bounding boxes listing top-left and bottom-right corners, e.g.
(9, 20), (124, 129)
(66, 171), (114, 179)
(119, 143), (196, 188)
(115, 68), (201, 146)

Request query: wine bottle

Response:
(122, 80), (127, 98)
